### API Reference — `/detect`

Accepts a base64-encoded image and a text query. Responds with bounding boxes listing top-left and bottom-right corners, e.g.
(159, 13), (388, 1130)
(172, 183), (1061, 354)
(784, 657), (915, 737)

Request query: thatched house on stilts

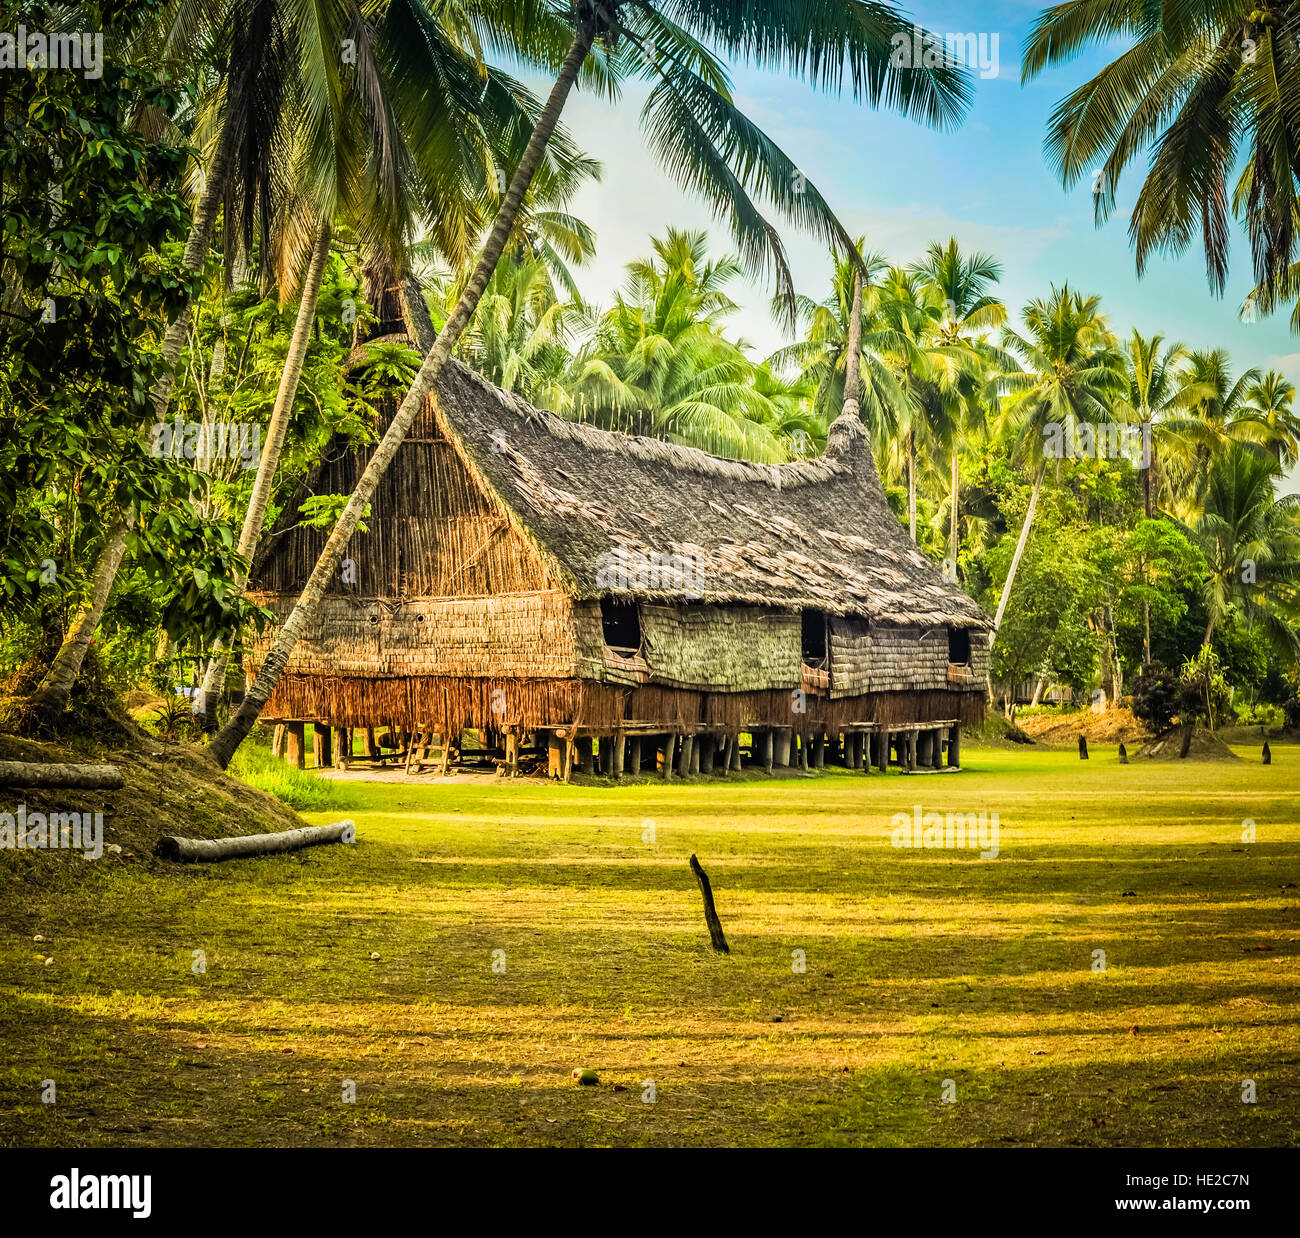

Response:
(246, 319), (991, 780)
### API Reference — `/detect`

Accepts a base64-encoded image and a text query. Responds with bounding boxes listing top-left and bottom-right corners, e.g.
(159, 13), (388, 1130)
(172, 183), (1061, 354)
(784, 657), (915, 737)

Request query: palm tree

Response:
(210, 0), (974, 767)
(1022, 2), (1300, 299)
(1115, 331), (1191, 662)
(993, 285), (1124, 632)
(1162, 349), (1263, 520)
(1117, 332), (1191, 521)
(1192, 443), (1300, 651)
(570, 229), (791, 460)
(461, 247), (580, 409)
(1233, 370), (1300, 468)
(908, 239), (1006, 567)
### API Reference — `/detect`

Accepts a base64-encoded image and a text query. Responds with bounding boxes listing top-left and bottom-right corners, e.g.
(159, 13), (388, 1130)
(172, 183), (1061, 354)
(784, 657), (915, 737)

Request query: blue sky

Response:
(520, 1), (1299, 490)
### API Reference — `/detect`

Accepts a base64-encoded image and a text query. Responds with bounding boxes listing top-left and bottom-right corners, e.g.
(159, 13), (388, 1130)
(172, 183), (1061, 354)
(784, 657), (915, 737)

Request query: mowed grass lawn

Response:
(2, 744), (1298, 1147)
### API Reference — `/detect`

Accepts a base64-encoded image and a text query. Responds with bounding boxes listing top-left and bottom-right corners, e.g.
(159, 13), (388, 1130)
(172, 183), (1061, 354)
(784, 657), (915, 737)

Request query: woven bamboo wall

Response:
(255, 431), (552, 601)
(246, 590), (581, 680)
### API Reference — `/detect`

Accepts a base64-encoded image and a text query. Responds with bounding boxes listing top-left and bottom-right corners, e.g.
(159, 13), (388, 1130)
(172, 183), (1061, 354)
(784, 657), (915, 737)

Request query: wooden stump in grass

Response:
(1118, 742), (1128, 765)
(689, 854), (729, 954)
(1263, 742), (1271, 765)
(1078, 735), (1089, 760)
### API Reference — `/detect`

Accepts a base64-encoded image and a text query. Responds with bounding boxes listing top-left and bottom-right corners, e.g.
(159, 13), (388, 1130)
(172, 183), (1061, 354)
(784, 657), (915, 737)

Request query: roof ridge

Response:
(449, 359), (853, 489)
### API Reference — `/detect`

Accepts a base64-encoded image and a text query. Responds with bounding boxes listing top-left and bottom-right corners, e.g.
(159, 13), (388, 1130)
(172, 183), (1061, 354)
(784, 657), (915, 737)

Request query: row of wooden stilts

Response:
(268, 719), (963, 781)
(536, 720), (961, 782)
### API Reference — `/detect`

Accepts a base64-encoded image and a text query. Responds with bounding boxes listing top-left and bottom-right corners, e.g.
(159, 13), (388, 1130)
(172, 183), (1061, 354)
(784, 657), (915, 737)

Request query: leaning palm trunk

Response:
(992, 463), (1045, 633)
(29, 121), (238, 726)
(28, 523), (128, 722)
(209, 27), (596, 768)
(197, 220), (333, 726)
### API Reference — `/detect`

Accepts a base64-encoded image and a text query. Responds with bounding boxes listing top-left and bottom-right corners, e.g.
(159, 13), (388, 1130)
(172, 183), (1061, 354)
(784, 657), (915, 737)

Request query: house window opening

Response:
(601, 598), (642, 658)
(801, 610), (828, 668)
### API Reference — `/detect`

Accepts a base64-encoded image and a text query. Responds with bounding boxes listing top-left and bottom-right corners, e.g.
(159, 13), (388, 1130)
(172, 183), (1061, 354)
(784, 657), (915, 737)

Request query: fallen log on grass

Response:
(689, 853), (730, 954)
(0, 760), (124, 790)
(158, 820), (356, 862)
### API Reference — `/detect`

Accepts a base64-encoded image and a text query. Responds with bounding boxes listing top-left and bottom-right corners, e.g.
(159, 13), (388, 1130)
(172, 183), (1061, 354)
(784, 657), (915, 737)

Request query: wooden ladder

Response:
(405, 728), (438, 775)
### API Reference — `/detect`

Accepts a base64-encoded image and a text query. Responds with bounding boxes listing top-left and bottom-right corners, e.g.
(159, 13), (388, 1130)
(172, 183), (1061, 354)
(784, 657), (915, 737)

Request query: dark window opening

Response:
(948, 626), (971, 665)
(802, 610), (828, 667)
(601, 598), (642, 656)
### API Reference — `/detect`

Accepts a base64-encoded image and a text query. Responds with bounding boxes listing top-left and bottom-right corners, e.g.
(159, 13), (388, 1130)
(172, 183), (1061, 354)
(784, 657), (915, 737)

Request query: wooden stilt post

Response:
(699, 735), (715, 775)
(311, 724), (328, 769)
(505, 731), (519, 778)
(271, 724), (286, 760)
(930, 729), (943, 770)
(947, 722), (961, 769)
(285, 722), (305, 770)
(690, 736), (701, 775)
(629, 736), (642, 775)
(364, 727), (380, 759)
(730, 735), (742, 771)
(563, 736), (576, 783)
(761, 729), (774, 773)
(333, 726), (350, 770)
(774, 729), (791, 768)
(611, 731), (625, 779)
(662, 735), (676, 780)
(547, 732), (564, 780)
(813, 733), (826, 768)
(678, 734), (694, 778)
(906, 731), (917, 772)
(878, 730), (890, 773)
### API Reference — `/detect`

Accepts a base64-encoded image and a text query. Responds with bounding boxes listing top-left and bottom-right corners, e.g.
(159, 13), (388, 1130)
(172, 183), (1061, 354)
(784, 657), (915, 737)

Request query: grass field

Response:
(2, 744), (1298, 1147)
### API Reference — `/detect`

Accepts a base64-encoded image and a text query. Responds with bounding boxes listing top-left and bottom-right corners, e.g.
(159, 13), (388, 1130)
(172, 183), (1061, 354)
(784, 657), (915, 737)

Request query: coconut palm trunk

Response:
(992, 463), (1045, 633)
(209, 25), (596, 768)
(949, 447), (959, 566)
(29, 120), (238, 727)
(197, 220), (333, 725)
(907, 430), (917, 541)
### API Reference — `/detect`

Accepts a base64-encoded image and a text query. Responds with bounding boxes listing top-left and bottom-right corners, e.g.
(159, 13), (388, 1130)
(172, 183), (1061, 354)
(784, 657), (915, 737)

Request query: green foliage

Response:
(227, 738), (339, 812)
(0, 5), (256, 652)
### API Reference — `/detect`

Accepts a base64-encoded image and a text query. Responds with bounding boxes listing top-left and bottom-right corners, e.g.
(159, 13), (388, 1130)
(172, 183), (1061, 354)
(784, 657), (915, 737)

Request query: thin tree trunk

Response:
(29, 117), (237, 724)
(992, 464), (1044, 633)
(907, 430), (917, 542)
(197, 220), (333, 725)
(949, 446), (959, 567)
(841, 270), (863, 418)
(28, 523), (128, 723)
(152, 116), (239, 417)
(209, 25), (596, 768)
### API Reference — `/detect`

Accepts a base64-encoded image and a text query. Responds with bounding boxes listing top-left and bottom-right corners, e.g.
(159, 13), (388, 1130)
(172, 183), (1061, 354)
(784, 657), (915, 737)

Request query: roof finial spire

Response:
(841, 267), (864, 421)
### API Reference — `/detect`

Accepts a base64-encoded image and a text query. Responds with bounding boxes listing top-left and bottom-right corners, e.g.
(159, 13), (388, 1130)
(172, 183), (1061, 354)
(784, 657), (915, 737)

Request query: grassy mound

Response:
(0, 724), (308, 884)
(1018, 706), (1148, 746)
(1135, 726), (1240, 761)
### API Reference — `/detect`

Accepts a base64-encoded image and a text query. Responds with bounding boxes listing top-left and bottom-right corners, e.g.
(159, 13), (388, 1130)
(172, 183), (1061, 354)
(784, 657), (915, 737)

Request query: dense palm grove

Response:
(3, 0), (1300, 757)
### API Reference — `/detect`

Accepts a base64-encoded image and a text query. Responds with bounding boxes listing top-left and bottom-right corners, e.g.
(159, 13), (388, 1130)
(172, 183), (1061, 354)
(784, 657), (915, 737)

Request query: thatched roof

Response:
(432, 359), (991, 628)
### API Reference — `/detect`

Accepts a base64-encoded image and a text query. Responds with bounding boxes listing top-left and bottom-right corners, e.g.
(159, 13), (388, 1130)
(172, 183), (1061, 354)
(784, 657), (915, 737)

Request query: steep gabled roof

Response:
(433, 358), (991, 628)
